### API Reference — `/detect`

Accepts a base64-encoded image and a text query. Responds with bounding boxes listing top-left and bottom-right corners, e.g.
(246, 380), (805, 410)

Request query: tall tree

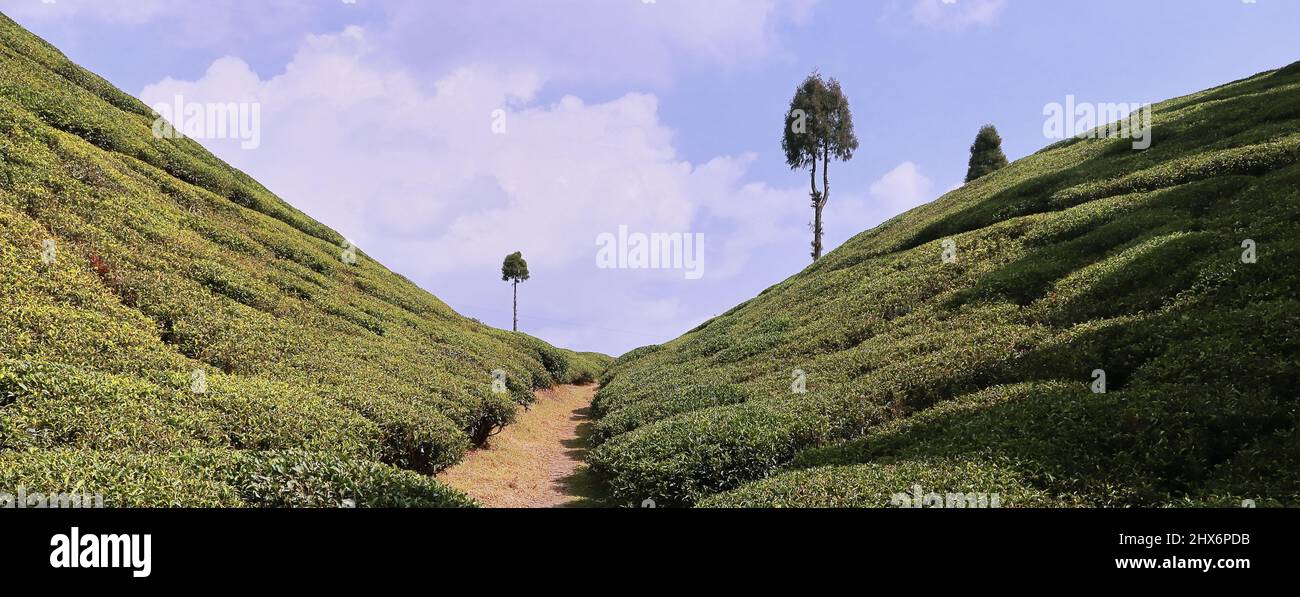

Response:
(782, 71), (859, 261)
(964, 124), (1009, 183)
(501, 251), (530, 332)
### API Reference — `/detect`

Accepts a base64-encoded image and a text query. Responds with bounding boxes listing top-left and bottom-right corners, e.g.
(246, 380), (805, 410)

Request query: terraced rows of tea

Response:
(589, 62), (1300, 507)
(3, 10), (1296, 509)
(0, 14), (609, 506)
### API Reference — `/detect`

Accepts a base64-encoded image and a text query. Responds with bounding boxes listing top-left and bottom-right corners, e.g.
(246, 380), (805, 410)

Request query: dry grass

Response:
(437, 383), (607, 508)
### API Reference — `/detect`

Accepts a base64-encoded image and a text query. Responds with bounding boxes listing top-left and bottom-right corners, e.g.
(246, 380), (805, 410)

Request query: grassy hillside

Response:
(589, 63), (1300, 507)
(0, 14), (609, 507)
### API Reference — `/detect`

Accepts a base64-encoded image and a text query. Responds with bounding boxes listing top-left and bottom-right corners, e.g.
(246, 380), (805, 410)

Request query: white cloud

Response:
(138, 25), (817, 355)
(116, 2), (957, 356)
(22, 0), (965, 358)
(909, 0), (1007, 31)
(869, 161), (935, 209)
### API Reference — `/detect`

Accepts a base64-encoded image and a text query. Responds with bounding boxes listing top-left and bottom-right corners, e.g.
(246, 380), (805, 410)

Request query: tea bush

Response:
(0, 448), (477, 507)
(590, 383), (751, 444)
(700, 458), (1068, 508)
(0, 449), (241, 507)
(0, 16), (608, 506)
(591, 62), (1300, 507)
(786, 382), (1290, 506)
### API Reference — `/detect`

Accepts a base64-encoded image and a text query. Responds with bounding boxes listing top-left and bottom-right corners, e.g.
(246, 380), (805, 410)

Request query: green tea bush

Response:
(0, 448), (477, 507)
(701, 458), (1067, 508)
(565, 351), (611, 385)
(591, 61), (1300, 506)
(1196, 420), (1300, 506)
(590, 383), (751, 444)
(1, 359), (220, 451)
(588, 392), (885, 506)
(589, 362), (715, 416)
(0, 449), (241, 507)
(1049, 134), (1300, 208)
(793, 382), (1290, 505)
(0, 16), (606, 506)
(190, 450), (477, 508)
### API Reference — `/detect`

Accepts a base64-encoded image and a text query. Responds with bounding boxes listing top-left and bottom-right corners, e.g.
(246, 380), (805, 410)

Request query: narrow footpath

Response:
(437, 384), (604, 508)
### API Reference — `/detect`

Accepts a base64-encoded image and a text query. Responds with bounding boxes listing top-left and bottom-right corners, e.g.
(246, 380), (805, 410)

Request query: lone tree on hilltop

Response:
(501, 251), (530, 332)
(964, 124), (1009, 183)
(782, 71), (859, 261)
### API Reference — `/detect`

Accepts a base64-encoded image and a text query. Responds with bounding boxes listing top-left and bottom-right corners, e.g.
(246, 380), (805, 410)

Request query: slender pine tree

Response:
(501, 251), (530, 332)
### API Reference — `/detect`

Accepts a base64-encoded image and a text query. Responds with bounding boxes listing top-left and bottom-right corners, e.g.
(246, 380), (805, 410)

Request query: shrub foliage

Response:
(0, 15), (609, 506)
(589, 63), (1300, 507)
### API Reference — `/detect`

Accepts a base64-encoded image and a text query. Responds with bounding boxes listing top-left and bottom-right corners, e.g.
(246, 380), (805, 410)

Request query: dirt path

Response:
(437, 383), (604, 508)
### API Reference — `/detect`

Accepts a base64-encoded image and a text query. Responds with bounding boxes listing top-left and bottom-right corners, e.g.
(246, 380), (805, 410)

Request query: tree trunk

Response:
(512, 280), (518, 332)
(808, 146), (831, 261)
(822, 145), (830, 207)
(810, 152), (818, 196)
(812, 202), (824, 261)
(809, 145), (821, 261)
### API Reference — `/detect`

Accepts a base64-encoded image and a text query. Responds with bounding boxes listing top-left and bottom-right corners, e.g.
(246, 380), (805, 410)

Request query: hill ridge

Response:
(588, 61), (1300, 507)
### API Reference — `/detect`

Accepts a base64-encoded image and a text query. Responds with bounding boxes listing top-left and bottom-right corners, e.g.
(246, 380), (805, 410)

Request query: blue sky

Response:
(3, 0), (1296, 355)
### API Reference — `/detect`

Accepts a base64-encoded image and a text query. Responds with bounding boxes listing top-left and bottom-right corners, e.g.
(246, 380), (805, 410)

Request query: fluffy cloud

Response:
(869, 161), (935, 209)
(120, 1), (951, 356)
(138, 25), (816, 354)
(143, 28), (687, 274)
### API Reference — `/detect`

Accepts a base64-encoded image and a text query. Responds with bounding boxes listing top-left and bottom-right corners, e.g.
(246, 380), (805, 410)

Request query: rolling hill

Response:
(0, 14), (608, 507)
(589, 62), (1300, 507)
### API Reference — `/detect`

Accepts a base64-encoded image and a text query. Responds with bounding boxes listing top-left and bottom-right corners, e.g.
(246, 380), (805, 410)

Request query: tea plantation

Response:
(0, 15), (608, 507)
(591, 63), (1300, 507)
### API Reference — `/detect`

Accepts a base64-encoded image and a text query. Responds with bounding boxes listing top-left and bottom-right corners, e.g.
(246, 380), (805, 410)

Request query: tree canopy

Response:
(965, 124), (1009, 182)
(501, 251), (530, 283)
(781, 71), (859, 261)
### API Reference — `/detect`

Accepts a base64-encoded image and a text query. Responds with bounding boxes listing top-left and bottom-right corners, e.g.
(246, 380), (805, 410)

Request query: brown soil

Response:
(436, 383), (605, 508)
